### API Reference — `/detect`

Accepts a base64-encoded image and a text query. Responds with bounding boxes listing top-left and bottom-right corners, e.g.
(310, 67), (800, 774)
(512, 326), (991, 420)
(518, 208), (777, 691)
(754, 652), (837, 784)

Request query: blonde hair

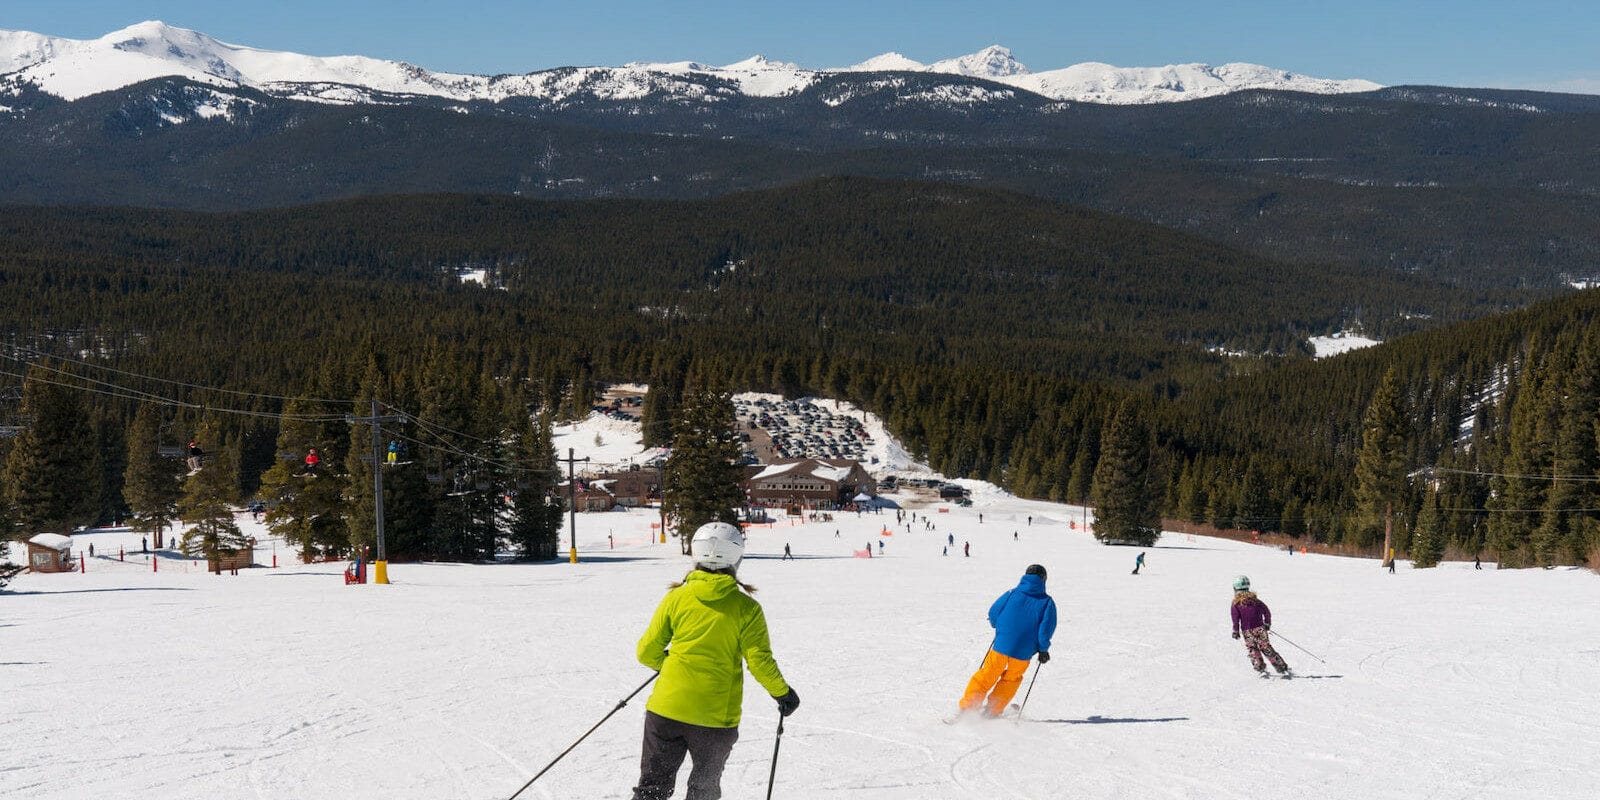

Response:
(669, 566), (757, 594)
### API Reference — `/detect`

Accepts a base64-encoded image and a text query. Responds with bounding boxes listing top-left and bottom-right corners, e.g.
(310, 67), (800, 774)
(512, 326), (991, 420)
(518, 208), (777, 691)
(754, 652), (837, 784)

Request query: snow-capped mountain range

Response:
(0, 21), (1381, 107)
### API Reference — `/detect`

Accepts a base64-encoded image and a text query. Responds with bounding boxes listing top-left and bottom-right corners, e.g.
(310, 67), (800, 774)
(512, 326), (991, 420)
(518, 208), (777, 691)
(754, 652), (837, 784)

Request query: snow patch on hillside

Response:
(1309, 330), (1381, 358)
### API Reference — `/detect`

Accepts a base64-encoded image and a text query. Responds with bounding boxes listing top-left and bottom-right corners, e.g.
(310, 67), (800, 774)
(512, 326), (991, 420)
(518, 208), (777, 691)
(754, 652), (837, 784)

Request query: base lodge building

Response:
(744, 458), (876, 509)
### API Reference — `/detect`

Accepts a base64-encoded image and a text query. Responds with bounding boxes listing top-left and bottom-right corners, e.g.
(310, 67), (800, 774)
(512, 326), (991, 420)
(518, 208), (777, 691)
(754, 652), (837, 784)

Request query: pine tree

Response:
(1175, 460), (1206, 525)
(1, 368), (99, 534)
(1354, 368), (1410, 559)
(508, 411), (563, 560)
(640, 364), (685, 449)
(1090, 398), (1160, 547)
(1411, 486), (1446, 568)
(259, 396), (350, 561)
(1488, 358), (1555, 566)
(123, 404), (184, 550)
(1534, 332), (1600, 565)
(177, 423), (248, 565)
(663, 387), (745, 553)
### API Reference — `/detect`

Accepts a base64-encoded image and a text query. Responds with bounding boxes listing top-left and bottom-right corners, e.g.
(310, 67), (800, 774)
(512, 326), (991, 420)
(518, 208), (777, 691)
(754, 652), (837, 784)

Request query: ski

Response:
(942, 704), (1022, 724)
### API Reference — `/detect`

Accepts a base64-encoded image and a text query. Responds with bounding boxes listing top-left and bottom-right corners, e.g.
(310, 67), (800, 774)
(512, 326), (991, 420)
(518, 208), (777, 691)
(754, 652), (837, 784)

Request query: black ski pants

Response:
(632, 710), (740, 800)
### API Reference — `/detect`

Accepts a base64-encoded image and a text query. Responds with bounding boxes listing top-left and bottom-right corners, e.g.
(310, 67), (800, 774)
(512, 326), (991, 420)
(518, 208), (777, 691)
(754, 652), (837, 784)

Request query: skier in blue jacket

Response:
(958, 564), (1058, 717)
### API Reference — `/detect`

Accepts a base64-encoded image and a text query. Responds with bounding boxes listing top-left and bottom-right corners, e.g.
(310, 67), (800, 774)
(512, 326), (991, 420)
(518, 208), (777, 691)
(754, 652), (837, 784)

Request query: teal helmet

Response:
(1232, 575), (1251, 591)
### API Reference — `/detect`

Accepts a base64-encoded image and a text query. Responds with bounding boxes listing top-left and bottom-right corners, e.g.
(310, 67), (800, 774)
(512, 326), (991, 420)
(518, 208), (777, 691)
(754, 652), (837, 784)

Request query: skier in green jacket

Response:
(632, 521), (799, 800)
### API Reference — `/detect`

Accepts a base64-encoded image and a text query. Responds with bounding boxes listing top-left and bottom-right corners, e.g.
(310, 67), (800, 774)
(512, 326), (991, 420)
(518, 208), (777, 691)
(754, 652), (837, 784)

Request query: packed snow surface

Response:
(6, 396), (1593, 799)
(6, 508), (1597, 799)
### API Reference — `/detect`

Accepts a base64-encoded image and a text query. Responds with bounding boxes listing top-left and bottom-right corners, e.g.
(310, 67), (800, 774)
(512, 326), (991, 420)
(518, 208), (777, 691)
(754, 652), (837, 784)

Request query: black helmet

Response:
(1025, 564), (1047, 580)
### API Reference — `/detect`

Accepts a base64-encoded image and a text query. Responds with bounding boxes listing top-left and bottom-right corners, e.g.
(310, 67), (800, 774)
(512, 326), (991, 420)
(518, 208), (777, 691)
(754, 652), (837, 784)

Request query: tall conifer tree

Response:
(1354, 368), (1410, 558)
(508, 411), (563, 560)
(1090, 398), (1160, 546)
(1411, 486), (1446, 568)
(123, 403), (184, 549)
(259, 396), (350, 561)
(663, 387), (745, 553)
(177, 423), (248, 564)
(1, 368), (98, 534)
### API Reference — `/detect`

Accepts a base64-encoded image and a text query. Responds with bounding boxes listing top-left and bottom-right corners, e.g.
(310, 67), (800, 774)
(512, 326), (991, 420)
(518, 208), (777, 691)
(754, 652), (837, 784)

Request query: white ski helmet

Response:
(691, 522), (745, 570)
(1233, 575), (1251, 591)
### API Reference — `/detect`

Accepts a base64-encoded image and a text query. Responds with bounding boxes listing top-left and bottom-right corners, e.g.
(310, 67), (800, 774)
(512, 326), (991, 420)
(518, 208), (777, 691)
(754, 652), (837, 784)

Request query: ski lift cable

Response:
(1, 351), (348, 421)
(387, 409), (559, 475)
(385, 402), (540, 453)
(1425, 465), (1600, 483)
(0, 358), (554, 473)
(381, 427), (559, 477)
(2, 353), (198, 408)
(0, 368), (348, 423)
(5, 344), (351, 406)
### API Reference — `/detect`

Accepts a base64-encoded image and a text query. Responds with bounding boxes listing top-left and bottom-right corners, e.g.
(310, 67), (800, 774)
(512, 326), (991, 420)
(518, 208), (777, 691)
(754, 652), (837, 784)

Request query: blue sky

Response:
(9, 1), (1599, 92)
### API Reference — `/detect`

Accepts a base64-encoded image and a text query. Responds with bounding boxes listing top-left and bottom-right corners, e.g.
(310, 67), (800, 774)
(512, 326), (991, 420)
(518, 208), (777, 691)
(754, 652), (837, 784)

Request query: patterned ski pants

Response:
(1242, 627), (1289, 673)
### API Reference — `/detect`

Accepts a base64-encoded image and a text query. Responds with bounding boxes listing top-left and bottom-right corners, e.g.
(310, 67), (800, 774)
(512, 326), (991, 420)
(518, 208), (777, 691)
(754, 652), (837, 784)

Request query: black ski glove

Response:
(1037, 651), (1050, 664)
(775, 688), (800, 716)
(1231, 631), (1241, 639)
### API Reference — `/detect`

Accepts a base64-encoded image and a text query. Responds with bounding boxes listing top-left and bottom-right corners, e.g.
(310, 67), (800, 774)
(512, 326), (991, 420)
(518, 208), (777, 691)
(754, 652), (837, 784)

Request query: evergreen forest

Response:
(1, 178), (1597, 568)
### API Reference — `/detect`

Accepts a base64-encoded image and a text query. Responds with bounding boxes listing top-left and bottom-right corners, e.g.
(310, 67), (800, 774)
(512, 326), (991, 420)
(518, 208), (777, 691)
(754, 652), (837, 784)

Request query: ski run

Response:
(4, 400), (1598, 800)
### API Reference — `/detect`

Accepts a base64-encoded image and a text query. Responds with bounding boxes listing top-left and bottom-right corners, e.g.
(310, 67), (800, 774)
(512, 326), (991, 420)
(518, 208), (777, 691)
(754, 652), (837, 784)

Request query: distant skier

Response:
(958, 564), (1056, 718)
(632, 522), (798, 800)
(948, 533), (955, 546)
(964, 541), (970, 557)
(979, 513), (984, 523)
(386, 440), (399, 464)
(1230, 576), (1290, 678)
(1474, 553), (1482, 570)
(782, 542), (793, 561)
(942, 546), (948, 556)
(1132, 552), (1145, 575)
(1013, 531), (1018, 542)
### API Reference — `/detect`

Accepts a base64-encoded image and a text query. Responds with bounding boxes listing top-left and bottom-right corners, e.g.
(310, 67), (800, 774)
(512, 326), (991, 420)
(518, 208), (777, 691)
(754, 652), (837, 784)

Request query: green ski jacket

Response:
(637, 570), (790, 728)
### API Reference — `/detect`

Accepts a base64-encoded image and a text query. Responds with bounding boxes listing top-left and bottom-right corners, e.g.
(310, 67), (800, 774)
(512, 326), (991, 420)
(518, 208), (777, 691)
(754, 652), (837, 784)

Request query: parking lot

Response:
(733, 397), (874, 463)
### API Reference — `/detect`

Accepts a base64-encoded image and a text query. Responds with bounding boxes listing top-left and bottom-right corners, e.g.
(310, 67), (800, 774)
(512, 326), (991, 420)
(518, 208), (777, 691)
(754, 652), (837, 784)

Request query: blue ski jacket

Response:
(987, 573), (1057, 660)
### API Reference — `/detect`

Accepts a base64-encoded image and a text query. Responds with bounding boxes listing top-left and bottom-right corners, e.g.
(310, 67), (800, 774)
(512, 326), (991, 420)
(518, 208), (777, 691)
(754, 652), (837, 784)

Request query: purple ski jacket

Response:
(1230, 592), (1271, 633)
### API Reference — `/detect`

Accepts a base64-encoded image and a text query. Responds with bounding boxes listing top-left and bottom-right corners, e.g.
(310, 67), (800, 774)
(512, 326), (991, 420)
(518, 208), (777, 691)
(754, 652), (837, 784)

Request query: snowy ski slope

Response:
(4, 412), (1596, 799)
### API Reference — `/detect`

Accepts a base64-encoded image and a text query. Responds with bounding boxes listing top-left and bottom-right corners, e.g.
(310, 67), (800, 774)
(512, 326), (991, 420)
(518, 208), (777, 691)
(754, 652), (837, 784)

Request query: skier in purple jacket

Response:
(1230, 576), (1291, 678)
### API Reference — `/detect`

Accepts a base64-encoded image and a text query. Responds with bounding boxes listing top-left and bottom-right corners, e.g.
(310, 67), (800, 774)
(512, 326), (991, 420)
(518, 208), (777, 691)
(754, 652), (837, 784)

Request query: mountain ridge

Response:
(0, 20), (1382, 105)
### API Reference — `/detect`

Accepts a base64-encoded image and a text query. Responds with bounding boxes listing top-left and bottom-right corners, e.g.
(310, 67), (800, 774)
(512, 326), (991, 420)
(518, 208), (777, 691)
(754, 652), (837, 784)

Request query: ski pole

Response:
(506, 672), (659, 800)
(765, 715), (785, 800)
(1268, 630), (1327, 664)
(1013, 661), (1043, 724)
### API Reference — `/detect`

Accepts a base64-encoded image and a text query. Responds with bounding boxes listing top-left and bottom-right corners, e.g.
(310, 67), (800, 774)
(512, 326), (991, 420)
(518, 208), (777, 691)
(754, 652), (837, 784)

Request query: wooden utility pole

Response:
(564, 447), (589, 563)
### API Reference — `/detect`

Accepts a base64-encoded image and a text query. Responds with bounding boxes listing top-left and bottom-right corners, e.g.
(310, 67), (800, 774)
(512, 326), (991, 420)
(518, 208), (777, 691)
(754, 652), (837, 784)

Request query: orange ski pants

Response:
(960, 649), (1031, 716)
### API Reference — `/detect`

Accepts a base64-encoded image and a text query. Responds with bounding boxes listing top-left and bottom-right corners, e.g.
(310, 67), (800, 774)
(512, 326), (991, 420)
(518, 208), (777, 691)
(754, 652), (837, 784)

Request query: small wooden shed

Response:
(206, 538), (257, 573)
(26, 533), (75, 573)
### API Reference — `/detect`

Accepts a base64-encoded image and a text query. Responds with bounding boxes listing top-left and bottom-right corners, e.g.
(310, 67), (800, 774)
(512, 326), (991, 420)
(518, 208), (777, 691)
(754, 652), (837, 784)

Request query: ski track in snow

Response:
(5, 470), (1599, 797)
